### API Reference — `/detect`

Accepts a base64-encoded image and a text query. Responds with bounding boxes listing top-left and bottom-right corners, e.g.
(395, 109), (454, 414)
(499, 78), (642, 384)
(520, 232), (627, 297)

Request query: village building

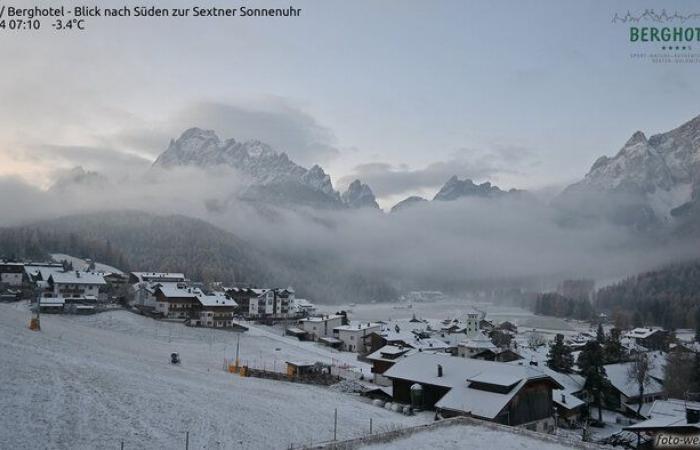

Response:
(189, 292), (238, 328)
(298, 315), (344, 341)
(624, 328), (670, 351)
(0, 262), (24, 287)
(603, 356), (667, 414)
(291, 298), (316, 316)
(153, 285), (201, 320)
(35, 270), (107, 313)
(129, 272), (188, 309)
(624, 399), (700, 449)
(365, 344), (418, 386)
(457, 332), (499, 359)
(245, 288), (294, 320)
(332, 321), (381, 353)
(46, 271), (106, 301)
(128, 272), (187, 284)
(383, 352), (562, 432)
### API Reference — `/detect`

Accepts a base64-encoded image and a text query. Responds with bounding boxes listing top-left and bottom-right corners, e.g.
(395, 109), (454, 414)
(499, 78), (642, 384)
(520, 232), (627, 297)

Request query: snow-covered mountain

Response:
(153, 128), (343, 208)
(341, 179), (380, 209)
(390, 196), (428, 213)
(433, 176), (510, 201)
(556, 114), (700, 229)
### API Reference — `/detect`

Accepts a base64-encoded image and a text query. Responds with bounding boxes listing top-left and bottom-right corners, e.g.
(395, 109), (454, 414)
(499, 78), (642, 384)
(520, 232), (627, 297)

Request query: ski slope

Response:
(0, 304), (427, 449)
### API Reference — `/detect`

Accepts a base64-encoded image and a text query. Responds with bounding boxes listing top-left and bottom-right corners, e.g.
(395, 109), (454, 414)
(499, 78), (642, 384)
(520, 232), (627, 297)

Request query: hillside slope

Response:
(0, 304), (426, 449)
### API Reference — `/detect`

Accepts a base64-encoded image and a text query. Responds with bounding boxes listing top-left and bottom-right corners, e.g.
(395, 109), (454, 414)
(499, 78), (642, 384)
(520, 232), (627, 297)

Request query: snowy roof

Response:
(625, 399), (700, 431)
(334, 322), (381, 332)
(365, 345), (416, 363)
(40, 297), (65, 305)
(49, 271), (106, 286)
(379, 329), (451, 351)
(553, 390), (585, 410)
(603, 361), (665, 398)
(156, 286), (202, 299)
(300, 315), (343, 323)
(130, 272), (186, 282)
(458, 332), (498, 351)
(196, 292), (237, 307)
(625, 328), (663, 339)
(383, 353), (560, 419)
(293, 298), (314, 307)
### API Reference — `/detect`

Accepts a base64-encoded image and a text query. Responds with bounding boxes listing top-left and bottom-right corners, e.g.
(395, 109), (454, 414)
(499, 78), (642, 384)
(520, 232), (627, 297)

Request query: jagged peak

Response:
(341, 179), (379, 209)
(177, 127), (220, 142)
(624, 130), (647, 147)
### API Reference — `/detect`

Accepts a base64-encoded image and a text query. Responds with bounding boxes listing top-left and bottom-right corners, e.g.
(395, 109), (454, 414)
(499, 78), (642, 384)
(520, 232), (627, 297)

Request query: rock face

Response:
(341, 180), (380, 209)
(390, 196), (428, 213)
(433, 176), (507, 201)
(153, 128), (342, 208)
(556, 114), (700, 229)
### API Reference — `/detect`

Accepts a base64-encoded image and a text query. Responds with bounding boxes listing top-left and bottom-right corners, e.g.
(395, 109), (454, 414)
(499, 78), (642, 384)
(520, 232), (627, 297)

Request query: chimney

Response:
(688, 407), (700, 424)
(437, 364), (443, 377)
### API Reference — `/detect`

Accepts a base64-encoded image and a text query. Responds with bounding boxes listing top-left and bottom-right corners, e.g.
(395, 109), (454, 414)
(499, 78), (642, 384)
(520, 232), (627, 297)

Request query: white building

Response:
(298, 315), (344, 341)
(333, 322), (381, 353)
(46, 271), (106, 301)
(128, 272), (188, 308)
(248, 288), (293, 319)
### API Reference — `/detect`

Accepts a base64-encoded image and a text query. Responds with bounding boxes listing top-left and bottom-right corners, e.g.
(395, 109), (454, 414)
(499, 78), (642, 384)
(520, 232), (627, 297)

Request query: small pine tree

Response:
(596, 323), (605, 344)
(603, 328), (624, 364)
(578, 341), (609, 423)
(547, 333), (574, 373)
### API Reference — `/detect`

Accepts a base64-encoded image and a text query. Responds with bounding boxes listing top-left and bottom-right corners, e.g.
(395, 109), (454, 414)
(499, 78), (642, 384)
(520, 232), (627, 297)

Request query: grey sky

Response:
(1, 0), (699, 207)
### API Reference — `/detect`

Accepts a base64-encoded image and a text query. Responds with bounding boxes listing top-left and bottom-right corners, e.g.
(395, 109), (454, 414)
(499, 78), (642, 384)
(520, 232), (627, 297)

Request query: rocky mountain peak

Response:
(341, 179), (380, 209)
(390, 196), (428, 213)
(555, 113), (700, 230)
(433, 176), (505, 201)
(625, 131), (647, 147)
(153, 128), (348, 208)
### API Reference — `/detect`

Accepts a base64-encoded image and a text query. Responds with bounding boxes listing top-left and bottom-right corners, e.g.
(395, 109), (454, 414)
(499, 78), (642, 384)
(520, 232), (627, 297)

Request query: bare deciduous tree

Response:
(627, 352), (654, 417)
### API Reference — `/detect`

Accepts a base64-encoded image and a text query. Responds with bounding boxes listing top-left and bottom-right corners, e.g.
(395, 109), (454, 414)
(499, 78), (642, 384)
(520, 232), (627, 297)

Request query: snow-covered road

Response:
(0, 304), (427, 449)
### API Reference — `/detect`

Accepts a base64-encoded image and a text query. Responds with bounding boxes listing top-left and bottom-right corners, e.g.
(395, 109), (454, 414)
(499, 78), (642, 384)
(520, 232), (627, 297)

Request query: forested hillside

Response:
(0, 211), (398, 303)
(595, 261), (700, 329)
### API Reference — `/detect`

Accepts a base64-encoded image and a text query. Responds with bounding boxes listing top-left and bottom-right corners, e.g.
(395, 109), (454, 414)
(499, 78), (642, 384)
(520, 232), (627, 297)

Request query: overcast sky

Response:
(1, 0), (699, 207)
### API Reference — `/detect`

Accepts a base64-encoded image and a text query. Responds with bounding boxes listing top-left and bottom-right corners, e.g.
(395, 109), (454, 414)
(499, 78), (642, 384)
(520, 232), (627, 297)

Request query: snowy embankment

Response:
(0, 304), (427, 449)
(356, 418), (600, 450)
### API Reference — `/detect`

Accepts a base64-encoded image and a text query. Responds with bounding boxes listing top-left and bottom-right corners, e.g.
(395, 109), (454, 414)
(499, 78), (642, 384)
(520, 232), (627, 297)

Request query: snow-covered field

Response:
(0, 303), (428, 449)
(50, 253), (123, 274)
(359, 421), (576, 450)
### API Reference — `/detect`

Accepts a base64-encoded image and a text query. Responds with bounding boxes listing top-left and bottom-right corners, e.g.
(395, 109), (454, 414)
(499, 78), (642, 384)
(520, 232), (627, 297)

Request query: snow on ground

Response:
(359, 421), (576, 450)
(50, 253), (124, 274)
(0, 304), (428, 449)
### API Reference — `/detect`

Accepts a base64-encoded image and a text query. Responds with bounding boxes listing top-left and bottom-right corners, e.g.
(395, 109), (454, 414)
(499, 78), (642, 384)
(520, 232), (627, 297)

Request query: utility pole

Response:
(235, 332), (241, 369)
(185, 431), (189, 450)
(333, 408), (337, 441)
(29, 292), (41, 331)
